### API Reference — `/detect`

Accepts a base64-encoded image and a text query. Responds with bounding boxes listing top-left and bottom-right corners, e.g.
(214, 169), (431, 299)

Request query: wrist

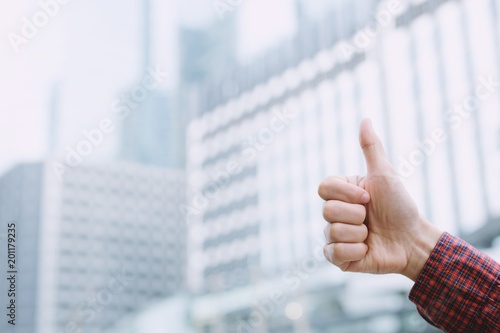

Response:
(402, 217), (442, 281)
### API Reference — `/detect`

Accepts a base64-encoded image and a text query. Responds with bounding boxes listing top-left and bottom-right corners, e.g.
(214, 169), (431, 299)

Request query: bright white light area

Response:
(285, 302), (304, 321)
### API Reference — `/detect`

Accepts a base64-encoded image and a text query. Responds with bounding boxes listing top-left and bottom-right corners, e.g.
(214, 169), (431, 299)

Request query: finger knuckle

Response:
(317, 181), (328, 198)
(359, 205), (367, 220)
(330, 223), (344, 242)
(323, 202), (339, 222)
(360, 224), (369, 239)
(323, 224), (330, 240)
(333, 243), (345, 260)
(323, 245), (331, 262)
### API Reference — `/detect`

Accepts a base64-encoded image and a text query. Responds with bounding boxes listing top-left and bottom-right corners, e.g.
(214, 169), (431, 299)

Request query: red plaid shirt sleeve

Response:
(409, 232), (500, 332)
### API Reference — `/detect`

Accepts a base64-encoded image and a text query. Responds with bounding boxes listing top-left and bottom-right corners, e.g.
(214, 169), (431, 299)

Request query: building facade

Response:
(0, 162), (185, 333)
(0, 164), (44, 333)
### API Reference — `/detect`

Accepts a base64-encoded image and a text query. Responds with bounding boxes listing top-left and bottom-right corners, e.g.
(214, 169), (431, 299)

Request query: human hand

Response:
(318, 119), (442, 281)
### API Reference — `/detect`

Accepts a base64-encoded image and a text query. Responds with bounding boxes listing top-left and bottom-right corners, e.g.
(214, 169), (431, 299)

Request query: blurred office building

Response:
(185, 0), (500, 332)
(120, 0), (186, 169)
(0, 162), (185, 333)
(179, 17), (237, 85)
(120, 90), (186, 168)
(178, 14), (238, 126)
(120, 1), (238, 172)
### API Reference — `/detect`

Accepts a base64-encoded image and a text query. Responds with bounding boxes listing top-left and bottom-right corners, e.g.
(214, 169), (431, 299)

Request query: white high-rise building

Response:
(0, 162), (185, 333)
(186, 0), (500, 331)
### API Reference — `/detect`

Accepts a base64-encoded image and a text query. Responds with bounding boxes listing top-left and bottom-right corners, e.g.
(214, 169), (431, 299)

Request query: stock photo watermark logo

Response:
(179, 107), (298, 220)
(51, 66), (168, 182)
(335, 0), (402, 60)
(398, 73), (500, 178)
(57, 266), (134, 333)
(237, 239), (326, 333)
(213, 0), (244, 20)
(7, 0), (72, 53)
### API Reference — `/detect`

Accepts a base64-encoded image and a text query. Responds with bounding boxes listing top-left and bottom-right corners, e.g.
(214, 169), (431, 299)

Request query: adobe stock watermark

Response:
(398, 73), (500, 178)
(335, 0), (402, 60)
(179, 107), (299, 221)
(213, 0), (244, 20)
(51, 66), (168, 182)
(8, 0), (73, 53)
(237, 239), (326, 333)
(58, 266), (134, 333)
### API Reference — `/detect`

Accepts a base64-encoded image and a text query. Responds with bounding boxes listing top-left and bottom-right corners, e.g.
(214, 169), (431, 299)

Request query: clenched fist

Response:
(318, 119), (442, 281)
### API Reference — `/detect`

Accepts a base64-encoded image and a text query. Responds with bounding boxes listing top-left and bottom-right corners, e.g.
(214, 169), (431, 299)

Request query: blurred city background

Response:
(0, 0), (500, 332)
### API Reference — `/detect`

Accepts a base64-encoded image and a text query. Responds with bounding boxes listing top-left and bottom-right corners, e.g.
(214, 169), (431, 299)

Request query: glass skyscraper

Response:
(185, 0), (500, 331)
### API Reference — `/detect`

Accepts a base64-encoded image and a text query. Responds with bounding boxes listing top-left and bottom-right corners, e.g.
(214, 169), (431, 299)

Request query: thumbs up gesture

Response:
(318, 119), (442, 281)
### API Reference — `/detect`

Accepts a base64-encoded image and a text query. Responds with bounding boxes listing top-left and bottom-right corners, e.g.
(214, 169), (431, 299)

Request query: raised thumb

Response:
(359, 118), (390, 172)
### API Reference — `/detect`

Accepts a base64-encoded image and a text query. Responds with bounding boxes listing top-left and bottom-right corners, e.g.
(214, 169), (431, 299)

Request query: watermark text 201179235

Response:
(6, 222), (17, 326)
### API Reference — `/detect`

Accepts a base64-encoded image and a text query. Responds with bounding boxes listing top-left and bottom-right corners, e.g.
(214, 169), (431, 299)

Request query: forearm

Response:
(401, 217), (442, 281)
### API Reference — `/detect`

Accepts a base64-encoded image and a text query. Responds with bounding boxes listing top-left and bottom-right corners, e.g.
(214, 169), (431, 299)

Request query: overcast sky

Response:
(0, 0), (298, 175)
